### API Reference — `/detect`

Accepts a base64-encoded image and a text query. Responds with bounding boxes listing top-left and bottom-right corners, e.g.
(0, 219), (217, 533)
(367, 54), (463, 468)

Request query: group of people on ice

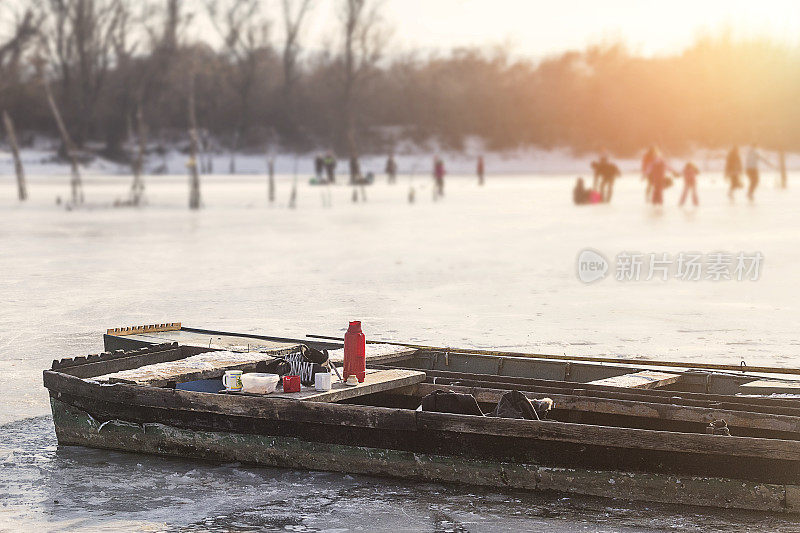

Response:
(311, 152), (486, 197)
(724, 145), (777, 201)
(313, 152), (338, 183)
(574, 143), (780, 206)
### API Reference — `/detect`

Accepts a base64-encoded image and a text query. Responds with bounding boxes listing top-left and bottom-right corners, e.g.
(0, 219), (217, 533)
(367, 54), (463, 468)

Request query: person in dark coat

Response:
(593, 155), (621, 203)
(323, 152), (337, 183)
(433, 156), (445, 198)
(314, 154), (324, 181)
(725, 146), (743, 200)
(385, 154), (397, 184)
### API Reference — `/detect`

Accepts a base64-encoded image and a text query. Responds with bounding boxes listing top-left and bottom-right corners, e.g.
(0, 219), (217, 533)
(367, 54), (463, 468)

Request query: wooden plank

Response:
(415, 410), (800, 461)
(107, 323), (182, 336)
(93, 347), (299, 387)
(379, 365), (800, 416)
(44, 370), (419, 431)
(49, 397), (798, 514)
(61, 347), (184, 379)
(270, 369), (426, 402)
(43, 369), (800, 460)
(587, 370), (681, 389)
(740, 380), (800, 395)
(405, 383), (800, 435)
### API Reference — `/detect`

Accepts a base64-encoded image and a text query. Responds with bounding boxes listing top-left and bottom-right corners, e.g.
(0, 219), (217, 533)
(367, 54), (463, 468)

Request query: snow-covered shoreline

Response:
(2, 139), (799, 178)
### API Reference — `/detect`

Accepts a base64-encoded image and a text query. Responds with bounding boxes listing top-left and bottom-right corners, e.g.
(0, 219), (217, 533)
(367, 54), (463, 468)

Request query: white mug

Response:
(223, 370), (243, 391)
(314, 371), (332, 392)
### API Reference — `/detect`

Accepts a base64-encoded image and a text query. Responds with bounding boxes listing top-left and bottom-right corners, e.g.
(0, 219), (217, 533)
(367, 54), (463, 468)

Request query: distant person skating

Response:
(590, 160), (601, 190)
(477, 155), (485, 186)
(641, 146), (657, 203)
(745, 143), (774, 202)
(645, 148), (677, 205)
(679, 162), (700, 207)
(314, 154), (325, 182)
(433, 156), (446, 198)
(594, 155), (621, 202)
(779, 150), (787, 189)
(324, 152), (337, 183)
(724, 146), (743, 200)
(385, 154), (397, 184)
(349, 156), (361, 184)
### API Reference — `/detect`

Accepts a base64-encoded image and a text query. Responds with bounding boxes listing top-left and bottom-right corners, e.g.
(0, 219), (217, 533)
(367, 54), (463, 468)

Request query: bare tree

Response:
(0, 5), (39, 201)
(0, 6), (38, 79)
(279, 0), (313, 142)
(129, 104), (146, 204)
(205, 0), (271, 173)
(43, 78), (84, 205)
(338, 0), (386, 184)
(38, 0), (125, 147)
(2, 111), (27, 201)
(187, 78), (201, 209)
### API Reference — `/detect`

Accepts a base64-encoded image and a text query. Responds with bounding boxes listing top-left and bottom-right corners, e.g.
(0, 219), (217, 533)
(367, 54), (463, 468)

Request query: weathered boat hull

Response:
(41, 327), (800, 514)
(45, 358), (800, 514)
(49, 396), (799, 513)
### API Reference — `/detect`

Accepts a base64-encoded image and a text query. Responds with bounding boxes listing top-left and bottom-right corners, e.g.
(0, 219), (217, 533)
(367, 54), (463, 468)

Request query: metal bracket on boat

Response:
(106, 323), (182, 336)
(741, 360), (747, 372)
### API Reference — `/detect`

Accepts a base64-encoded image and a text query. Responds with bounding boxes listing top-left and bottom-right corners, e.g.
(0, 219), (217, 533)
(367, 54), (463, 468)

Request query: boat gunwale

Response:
(42, 368), (800, 461)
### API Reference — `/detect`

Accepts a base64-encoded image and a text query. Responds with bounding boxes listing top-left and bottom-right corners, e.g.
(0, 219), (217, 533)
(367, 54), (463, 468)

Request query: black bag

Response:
(489, 391), (553, 420)
(420, 389), (484, 416)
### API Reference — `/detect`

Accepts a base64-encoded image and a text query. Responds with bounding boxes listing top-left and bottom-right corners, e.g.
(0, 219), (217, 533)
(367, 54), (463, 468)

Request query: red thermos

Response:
(343, 321), (366, 383)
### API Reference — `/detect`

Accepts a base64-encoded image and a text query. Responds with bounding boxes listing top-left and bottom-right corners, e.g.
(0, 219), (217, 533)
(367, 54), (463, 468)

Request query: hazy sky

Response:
(299, 0), (800, 58)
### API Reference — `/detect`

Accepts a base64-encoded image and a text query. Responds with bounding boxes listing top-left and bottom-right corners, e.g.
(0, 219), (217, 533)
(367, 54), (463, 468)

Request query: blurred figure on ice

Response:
(572, 177), (601, 205)
(644, 148), (677, 206)
(678, 161), (700, 207)
(314, 154), (325, 182)
(745, 143), (774, 202)
(349, 155), (361, 184)
(477, 155), (485, 186)
(779, 150), (787, 189)
(641, 146), (657, 203)
(385, 153), (397, 184)
(594, 154), (621, 202)
(724, 146), (743, 200)
(573, 177), (590, 204)
(324, 152), (337, 183)
(433, 156), (446, 198)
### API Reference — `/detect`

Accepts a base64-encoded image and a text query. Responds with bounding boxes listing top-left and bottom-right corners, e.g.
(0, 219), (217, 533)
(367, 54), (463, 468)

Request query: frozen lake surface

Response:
(2, 171), (800, 531)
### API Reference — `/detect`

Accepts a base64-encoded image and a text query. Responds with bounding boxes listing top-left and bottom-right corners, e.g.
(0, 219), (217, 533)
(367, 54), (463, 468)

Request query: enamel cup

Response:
(222, 370), (243, 391)
(314, 371), (332, 392)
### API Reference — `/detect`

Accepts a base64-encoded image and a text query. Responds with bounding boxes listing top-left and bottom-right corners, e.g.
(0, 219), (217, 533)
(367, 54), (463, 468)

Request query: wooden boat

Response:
(43, 323), (800, 514)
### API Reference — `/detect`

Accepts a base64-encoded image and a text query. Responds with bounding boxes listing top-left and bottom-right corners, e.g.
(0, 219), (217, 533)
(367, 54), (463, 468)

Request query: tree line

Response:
(2, 1), (799, 165)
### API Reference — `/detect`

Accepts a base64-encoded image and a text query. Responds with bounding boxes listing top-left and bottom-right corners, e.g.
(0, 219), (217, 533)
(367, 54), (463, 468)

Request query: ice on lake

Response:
(2, 169), (800, 531)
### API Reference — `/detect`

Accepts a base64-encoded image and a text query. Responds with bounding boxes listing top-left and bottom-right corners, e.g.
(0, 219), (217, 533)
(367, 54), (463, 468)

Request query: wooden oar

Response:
(306, 334), (800, 377)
